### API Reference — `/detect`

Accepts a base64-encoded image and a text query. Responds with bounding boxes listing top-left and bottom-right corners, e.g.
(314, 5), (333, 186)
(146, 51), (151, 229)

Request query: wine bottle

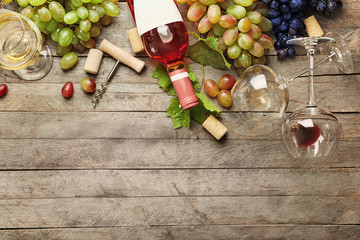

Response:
(127, 0), (199, 110)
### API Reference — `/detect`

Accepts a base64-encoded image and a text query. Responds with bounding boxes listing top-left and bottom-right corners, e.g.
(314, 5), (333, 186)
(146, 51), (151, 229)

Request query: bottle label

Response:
(169, 69), (189, 83)
(134, 0), (184, 36)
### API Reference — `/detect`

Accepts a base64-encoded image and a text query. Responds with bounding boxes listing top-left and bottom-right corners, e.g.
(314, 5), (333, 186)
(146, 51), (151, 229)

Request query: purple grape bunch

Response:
(309, 0), (342, 16)
(262, 0), (307, 59)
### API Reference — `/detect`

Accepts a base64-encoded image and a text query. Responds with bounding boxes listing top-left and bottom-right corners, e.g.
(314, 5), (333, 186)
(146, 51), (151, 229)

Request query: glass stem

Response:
(307, 48), (316, 107)
(287, 52), (335, 84)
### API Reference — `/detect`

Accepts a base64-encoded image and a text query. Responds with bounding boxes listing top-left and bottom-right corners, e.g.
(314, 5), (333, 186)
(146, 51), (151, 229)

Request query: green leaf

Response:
(188, 33), (231, 70)
(196, 92), (221, 115)
(166, 98), (191, 129)
(190, 100), (207, 124)
(152, 64), (176, 96)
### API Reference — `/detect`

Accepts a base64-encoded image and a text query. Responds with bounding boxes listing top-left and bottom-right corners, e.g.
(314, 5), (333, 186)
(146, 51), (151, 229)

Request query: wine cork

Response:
(127, 28), (145, 53)
(84, 49), (103, 74)
(99, 39), (145, 73)
(304, 15), (324, 37)
(202, 115), (228, 140)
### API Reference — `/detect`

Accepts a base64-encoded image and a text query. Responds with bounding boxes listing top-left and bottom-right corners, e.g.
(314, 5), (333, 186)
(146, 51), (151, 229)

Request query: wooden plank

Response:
(0, 169), (359, 199)
(1, 225), (360, 240)
(0, 138), (360, 170)
(0, 73), (359, 112)
(0, 196), (359, 228)
(0, 112), (359, 140)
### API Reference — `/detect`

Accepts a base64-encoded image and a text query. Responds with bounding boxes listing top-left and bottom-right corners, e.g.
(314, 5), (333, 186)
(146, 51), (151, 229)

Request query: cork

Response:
(99, 39), (145, 73)
(304, 15), (324, 37)
(127, 28), (145, 54)
(84, 49), (103, 74)
(202, 115), (228, 140)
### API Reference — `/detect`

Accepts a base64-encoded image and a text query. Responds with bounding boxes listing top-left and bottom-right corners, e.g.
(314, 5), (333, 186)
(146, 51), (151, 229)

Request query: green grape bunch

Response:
(177, 0), (274, 74)
(17, 0), (120, 69)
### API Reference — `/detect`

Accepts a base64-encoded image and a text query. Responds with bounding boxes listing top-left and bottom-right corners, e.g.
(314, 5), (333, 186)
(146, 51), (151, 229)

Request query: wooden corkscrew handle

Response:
(99, 39), (145, 73)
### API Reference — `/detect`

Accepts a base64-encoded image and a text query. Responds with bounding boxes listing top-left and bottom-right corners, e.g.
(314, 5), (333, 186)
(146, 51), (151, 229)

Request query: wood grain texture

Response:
(0, 112), (359, 140)
(0, 169), (359, 199)
(1, 225), (360, 240)
(0, 197), (360, 228)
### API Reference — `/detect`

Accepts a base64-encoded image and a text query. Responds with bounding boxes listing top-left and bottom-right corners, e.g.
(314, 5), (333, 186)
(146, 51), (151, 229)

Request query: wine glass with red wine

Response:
(281, 37), (342, 158)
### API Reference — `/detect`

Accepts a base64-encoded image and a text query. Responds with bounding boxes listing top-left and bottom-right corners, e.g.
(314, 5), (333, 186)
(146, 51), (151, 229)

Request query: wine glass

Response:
(281, 37), (342, 158)
(0, 9), (53, 80)
(231, 32), (354, 123)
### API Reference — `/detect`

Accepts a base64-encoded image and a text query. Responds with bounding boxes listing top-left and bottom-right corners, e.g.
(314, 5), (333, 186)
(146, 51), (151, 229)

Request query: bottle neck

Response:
(166, 61), (186, 74)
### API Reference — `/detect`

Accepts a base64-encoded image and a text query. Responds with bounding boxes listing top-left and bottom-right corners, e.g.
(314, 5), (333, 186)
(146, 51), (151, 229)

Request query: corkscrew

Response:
(92, 39), (146, 108)
(92, 60), (121, 108)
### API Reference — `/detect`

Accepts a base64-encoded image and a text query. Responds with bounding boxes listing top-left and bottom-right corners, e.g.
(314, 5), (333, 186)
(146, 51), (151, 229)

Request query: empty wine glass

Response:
(231, 32), (354, 123)
(282, 37), (342, 158)
(0, 9), (53, 80)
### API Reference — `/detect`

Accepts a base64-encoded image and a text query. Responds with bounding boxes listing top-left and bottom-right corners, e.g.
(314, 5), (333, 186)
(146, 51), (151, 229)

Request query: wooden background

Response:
(0, 1), (360, 239)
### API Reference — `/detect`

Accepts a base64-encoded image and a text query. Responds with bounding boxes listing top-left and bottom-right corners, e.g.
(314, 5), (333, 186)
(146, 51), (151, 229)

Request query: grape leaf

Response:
(188, 33), (231, 70)
(166, 98), (191, 129)
(152, 64), (176, 96)
(196, 92), (221, 115)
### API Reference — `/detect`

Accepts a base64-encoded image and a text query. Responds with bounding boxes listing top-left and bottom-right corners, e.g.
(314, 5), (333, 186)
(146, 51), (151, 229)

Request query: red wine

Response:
(292, 123), (321, 147)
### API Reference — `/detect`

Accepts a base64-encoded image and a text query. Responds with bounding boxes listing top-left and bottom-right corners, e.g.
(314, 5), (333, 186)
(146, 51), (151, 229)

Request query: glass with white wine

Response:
(0, 8), (52, 80)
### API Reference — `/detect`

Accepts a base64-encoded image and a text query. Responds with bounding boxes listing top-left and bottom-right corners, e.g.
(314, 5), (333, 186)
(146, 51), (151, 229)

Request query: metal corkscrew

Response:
(92, 60), (121, 108)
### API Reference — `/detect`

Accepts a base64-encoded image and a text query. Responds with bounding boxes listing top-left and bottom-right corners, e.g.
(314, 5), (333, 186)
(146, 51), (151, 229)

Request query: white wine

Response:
(0, 10), (42, 70)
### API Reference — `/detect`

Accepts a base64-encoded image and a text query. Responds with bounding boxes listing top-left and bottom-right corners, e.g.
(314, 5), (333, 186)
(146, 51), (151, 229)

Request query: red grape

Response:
(218, 74), (235, 90)
(62, 82), (74, 98)
(81, 77), (96, 93)
(204, 79), (220, 97)
(217, 90), (233, 107)
(0, 84), (8, 97)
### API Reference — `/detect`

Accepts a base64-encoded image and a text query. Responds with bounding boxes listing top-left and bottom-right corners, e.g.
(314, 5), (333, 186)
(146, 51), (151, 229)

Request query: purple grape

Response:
(277, 49), (287, 59)
(316, 0), (326, 12)
(280, 4), (290, 13)
(274, 40), (281, 50)
(280, 0), (289, 3)
(263, 0), (272, 3)
(280, 35), (288, 47)
(271, 17), (282, 25)
(327, 0), (337, 12)
(310, 0), (318, 7)
(282, 12), (292, 20)
(268, 9), (280, 18)
(289, 28), (297, 35)
(279, 21), (289, 32)
(289, 18), (301, 30)
(289, 0), (304, 12)
(270, 0), (280, 10)
(286, 47), (296, 56)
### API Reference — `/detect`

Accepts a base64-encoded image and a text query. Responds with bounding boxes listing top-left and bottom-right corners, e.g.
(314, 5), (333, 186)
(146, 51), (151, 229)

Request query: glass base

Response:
(326, 32), (354, 74)
(13, 44), (53, 81)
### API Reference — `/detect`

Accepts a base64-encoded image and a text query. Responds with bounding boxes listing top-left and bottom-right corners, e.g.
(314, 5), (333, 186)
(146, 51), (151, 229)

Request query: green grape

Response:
(75, 26), (91, 41)
(238, 32), (254, 50)
(42, 28), (50, 35)
(49, 1), (66, 22)
(90, 0), (103, 3)
(71, 34), (79, 45)
(60, 52), (78, 70)
(51, 25), (64, 42)
(223, 26), (239, 46)
(227, 42), (242, 59)
(82, 0), (91, 3)
(77, 6), (88, 19)
(56, 43), (73, 56)
(233, 0), (254, 7)
(89, 24), (101, 37)
(59, 27), (74, 47)
(257, 17), (272, 32)
(199, 0), (216, 5)
(17, 0), (29, 8)
(212, 23), (226, 37)
(71, 0), (83, 7)
(65, 0), (77, 12)
(248, 24), (262, 40)
(237, 50), (252, 69)
(88, 10), (100, 23)
(80, 38), (96, 48)
(100, 15), (112, 25)
(95, 5), (105, 18)
(237, 17), (251, 33)
(28, 0), (46, 6)
(92, 21), (102, 30)
(226, 5), (246, 19)
(100, 1), (119, 17)
(207, 4), (221, 24)
(246, 11), (262, 24)
(18, 7), (24, 13)
(64, 11), (79, 25)
(187, 1), (206, 22)
(217, 37), (228, 51)
(79, 19), (91, 32)
(46, 18), (58, 32)
(218, 0), (235, 10)
(38, 7), (52, 22)
(256, 34), (273, 49)
(198, 16), (213, 34)
(248, 41), (264, 57)
(73, 42), (86, 53)
(31, 13), (46, 31)
(86, 3), (97, 10)
(21, 6), (34, 19)
(219, 14), (237, 28)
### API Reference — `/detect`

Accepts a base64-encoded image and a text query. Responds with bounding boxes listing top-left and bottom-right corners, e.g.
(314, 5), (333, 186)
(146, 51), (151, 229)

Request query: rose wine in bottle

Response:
(127, 0), (198, 110)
